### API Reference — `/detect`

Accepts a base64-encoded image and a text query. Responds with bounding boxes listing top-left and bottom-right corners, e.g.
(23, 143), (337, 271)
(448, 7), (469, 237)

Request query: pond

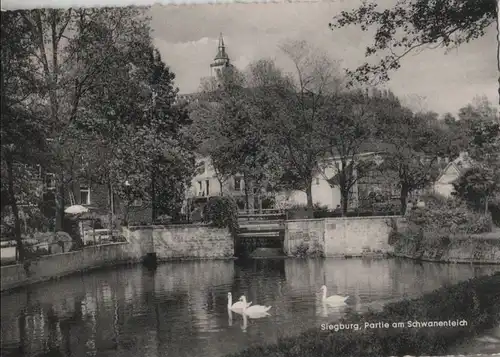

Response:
(1, 258), (499, 357)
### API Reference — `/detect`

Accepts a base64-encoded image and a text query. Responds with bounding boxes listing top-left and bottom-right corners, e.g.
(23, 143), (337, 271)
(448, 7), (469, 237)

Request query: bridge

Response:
(236, 209), (286, 257)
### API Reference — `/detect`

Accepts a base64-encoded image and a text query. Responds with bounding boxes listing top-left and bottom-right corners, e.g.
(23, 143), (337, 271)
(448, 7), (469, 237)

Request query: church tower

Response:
(210, 33), (231, 77)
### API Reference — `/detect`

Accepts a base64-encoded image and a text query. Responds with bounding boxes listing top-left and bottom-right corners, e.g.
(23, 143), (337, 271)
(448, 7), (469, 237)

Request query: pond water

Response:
(1, 258), (499, 357)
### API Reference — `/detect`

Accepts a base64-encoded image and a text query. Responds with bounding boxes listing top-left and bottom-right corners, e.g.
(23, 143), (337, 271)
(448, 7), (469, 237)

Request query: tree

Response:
(189, 66), (276, 212)
(79, 45), (195, 224)
(372, 93), (450, 215)
(19, 7), (151, 232)
(316, 89), (378, 216)
(457, 96), (500, 166)
(330, 0), (497, 86)
(249, 43), (342, 217)
(453, 166), (499, 214)
(452, 97), (500, 215)
(1, 11), (48, 261)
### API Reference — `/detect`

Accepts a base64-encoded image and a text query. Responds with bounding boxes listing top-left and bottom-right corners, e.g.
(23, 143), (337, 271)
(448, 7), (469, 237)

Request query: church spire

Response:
(211, 33), (230, 75)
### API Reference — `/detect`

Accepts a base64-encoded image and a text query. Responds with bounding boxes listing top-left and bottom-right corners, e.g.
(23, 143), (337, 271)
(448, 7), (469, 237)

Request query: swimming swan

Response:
(320, 285), (349, 305)
(227, 292), (251, 312)
(239, 295), (271, 317)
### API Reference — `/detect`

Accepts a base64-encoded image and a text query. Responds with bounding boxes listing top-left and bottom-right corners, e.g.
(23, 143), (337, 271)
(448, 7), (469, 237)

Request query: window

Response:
(315, 178), (320, 185)
(80, 184), (91, 205)
(234, 177), (241, 191)
(206, 180), (210, 196)
(198, 181), (202, 194)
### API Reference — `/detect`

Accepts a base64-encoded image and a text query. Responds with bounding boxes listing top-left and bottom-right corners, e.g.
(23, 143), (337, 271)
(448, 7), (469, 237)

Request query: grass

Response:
(225, 272), (500, 357)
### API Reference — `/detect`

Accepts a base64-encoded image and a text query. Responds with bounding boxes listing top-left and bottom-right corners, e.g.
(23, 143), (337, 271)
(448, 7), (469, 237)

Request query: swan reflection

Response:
(227, 309), (233, 326)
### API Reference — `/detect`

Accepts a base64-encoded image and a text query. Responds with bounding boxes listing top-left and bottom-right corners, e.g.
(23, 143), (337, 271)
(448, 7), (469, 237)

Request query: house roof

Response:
(435, 152), (473, 183)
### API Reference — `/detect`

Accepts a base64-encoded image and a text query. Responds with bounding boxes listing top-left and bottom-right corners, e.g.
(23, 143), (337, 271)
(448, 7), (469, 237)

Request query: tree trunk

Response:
(218, 178), (224, 196)
(243, 173), (250, 214)
(339, 160), (349, 217)
(108, 181), (114, 239)
(257, 189), (263, 214)
(248, 179), (255, 212)
(151, 165), (157, 223)
(485, 195), (490, 215)
(305, 182), (314, 218)
(400, 185), (409, 216)
(6, 153), (24, 262)
(341, 190), (349, 217)
(55, 174), (65, 232)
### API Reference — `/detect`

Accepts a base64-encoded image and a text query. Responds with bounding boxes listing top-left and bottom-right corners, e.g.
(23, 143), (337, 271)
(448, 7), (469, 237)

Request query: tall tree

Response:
(452, 97), (500, 214)
(317, 89), (378, 216)
(250, 42), (342, 217)
(19, 7), (151, 232)
(330, 0), (497, 86)
(189, 66), (275, 212)
(1, 11), (48, 261)
(374, 103), (450, 215)
(79, 45), (194, 224)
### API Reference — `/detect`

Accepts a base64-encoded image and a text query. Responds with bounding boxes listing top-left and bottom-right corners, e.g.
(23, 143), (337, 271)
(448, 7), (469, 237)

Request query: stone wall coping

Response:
(127, 224), (216, 231)
(286, 216), (404, 223)
(0, 242), (130, 270)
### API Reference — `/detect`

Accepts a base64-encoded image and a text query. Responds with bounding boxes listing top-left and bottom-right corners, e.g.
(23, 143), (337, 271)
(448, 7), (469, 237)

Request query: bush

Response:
(203, 196), (239, 232)
(261, 196), (276, 210)
(291, 241), (324, 258)
(373, 201), (400, 214)
(400, 195), (493, 248)
(407, 198), (492, 235)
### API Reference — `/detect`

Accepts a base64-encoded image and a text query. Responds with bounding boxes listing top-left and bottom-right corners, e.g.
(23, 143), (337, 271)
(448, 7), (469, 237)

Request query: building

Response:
(37, 167), (152, 231)
(432, 152), (472, 197)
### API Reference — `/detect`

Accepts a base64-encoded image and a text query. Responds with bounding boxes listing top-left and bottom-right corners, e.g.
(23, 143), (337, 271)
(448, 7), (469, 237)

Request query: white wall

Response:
(433, 164), (460, 198)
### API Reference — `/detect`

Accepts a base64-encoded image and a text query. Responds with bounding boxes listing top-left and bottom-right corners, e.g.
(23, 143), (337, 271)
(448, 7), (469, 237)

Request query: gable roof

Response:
(435, 152), (473, 183)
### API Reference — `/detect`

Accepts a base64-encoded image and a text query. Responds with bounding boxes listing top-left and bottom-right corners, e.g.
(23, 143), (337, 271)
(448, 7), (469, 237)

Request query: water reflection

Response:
(0, 258), (498, 357)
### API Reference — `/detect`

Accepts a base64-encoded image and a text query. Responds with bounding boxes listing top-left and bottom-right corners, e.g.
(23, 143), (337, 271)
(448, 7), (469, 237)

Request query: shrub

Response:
(261, 196), (276, 209)
(373, 201), (400, 215)
(203, 196), (239, 233)
(291, 241), (324, 258)
(312, 203), (331, 218)
(407, 200), (492, 235)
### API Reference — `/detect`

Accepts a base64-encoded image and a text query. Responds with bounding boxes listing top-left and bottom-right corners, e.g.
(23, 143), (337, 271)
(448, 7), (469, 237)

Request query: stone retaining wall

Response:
(284, 217), (405, 257)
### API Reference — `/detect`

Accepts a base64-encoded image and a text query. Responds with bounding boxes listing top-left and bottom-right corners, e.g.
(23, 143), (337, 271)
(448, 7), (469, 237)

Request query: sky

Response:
(149, 0), (498, 116)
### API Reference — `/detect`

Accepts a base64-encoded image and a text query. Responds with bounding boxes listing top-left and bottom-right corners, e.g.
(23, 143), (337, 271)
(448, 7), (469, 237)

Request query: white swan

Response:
(320, 285), (349, 305)
(239, 295), (271, 318)
(227, 292), (251, 312)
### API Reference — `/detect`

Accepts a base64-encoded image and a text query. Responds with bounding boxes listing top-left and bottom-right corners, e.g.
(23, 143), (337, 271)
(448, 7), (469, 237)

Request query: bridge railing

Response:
(237, 209), (286, 221)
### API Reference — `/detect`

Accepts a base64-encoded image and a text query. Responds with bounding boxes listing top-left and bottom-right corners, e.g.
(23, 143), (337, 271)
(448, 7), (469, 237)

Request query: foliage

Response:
(202, 196), (239, 232)
(1, 11), (49, 261)
(291, 241), (324, 258)
(449, 98), (500, 215)
(1, 8), (195, 260)
(226, 272), (500, 357)
(189, 65), (276, 210)
(371, 91), (451, 215)
(79, 45), (195, 221)
(406, 197), (493, 243)
(247, 44), (342, 215)
(14, 7), (154, 231)
(453, 166), (500, 213)
(330, 0), (496, 85)
(317, 89), (379, 216)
